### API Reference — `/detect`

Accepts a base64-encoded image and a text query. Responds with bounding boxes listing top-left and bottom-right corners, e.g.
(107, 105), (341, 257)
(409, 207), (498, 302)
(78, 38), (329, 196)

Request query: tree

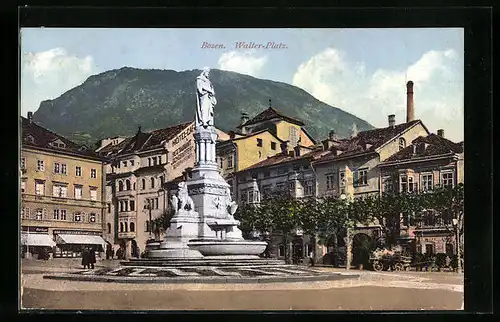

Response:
(151, 208), (176, 241)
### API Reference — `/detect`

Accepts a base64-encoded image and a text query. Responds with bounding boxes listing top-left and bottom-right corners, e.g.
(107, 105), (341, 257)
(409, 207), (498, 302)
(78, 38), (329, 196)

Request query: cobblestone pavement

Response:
(20, 259), (464, 311)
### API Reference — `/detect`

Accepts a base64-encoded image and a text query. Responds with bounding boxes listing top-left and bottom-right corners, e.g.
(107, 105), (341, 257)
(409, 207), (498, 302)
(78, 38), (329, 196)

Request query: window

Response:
(278, 245), (285, 257)
(158, 156), (162, 164)
(74, 185), (83, 199)
(89, 213), (96, 223)
(144, 220), (150, 232)
(35, 181), (45, 195)
(421, 174), (433, 192)
(288, 181), (295, 191)
(142, 179), (146, 190)
(119, 201), (124, 212)
(74, 213), (82, 222)
(219, 157), (224, 169)
(21, 158), (26, 169)
(107, 223), (112, 234)
(21, 207), (30, 219)
(118, 181), (124, 191)
(120, 222), (124, 232)
(399, 138), (406, 151)
(153, 157), (157, 166)
(408, 177), (415, 192)
(75, 166), (82, 176)
(326, 174), (335, 190)
(227, 155), (234, 168)
(248, 190), (255, 203)
(240, 189), (248, 203)
(271, 142), (277, 150)
(37, 160), (44, 171)
(257, 138), (263, 147)
(61, 164), (67, 175)
(53, 162), (60, 174)
(354, 168), (368, 187)
(304, 180), (315, 196)
(52, 184), (67, 198)
(130, 160), (135, 166)
(53, 209), (59, 220)
(130, 222), (135, 232)
(130, 200), (135, 211)
(160, 176), (165, 185)
(148, 158), (152, 166)
(289, 127), (298, 146)
(442, 172), (454, 188)
(126, 179), (131, 190)
(35, 209), (43, 220)
(383, 177), (393, 193)
(107, 203), (111, 213)
(339, 172), (346, 187)
(425, 244), (434, 256)
(133, 183), (136, 190)
(91, 169), (97, 178)
(21, 180), (26, 193)
(90, 187), (97, 201)
(155, 198), (159, 209)
(400, 176), (408, 193)
(150, 177), (155, 189)
(122, 161), (127, 167)
(60, 209), (67, 220)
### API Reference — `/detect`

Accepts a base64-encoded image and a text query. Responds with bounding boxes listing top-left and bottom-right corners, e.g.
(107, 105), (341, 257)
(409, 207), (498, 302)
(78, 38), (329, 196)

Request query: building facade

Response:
(97, 122), (198, 258)
(20, 113), (107, 259)
(379, 131), (464, 256)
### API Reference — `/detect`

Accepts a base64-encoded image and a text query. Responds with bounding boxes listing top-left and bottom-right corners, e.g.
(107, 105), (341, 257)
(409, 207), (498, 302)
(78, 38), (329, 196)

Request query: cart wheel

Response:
(372, 260), (384, 272)
(393, 263), (404, 271)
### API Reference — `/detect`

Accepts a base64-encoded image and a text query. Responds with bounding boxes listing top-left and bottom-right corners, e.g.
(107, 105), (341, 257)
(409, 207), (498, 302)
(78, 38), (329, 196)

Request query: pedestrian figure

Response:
(111, 248), (115, 260)
(309, 251), (315, 267)
(81, 247), (89, 269)
(89, 247), (96, 269)
(106, 245), (110, 260)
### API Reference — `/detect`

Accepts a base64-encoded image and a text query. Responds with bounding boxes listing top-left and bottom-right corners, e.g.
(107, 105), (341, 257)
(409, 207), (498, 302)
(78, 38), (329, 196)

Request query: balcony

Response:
(118, 232), (136, 239)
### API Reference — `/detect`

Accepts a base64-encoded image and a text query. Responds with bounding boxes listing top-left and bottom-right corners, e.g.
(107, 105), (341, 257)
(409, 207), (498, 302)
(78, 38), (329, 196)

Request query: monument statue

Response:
(170, 182), (195, 214)
(196, 67), (217, 128)
(225, 187), (238, 218)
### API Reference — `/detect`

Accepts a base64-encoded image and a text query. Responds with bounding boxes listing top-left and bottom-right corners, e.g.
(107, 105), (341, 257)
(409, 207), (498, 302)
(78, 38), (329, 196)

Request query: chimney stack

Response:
(27, 112), (33, 123)
(240, 112), (249, 126)
(437, 129), (444, 138)
(328, 130), (337, 141)
(406, 80), (415, 122)
(388, 114), (396, 128)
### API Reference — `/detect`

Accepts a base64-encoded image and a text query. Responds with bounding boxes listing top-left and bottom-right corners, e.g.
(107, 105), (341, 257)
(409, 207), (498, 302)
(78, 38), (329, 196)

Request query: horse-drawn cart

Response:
(370, 248), (412, 272)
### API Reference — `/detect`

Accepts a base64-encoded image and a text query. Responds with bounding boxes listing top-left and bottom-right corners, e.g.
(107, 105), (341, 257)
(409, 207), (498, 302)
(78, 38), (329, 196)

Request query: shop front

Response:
(21, 226), (56, 259)
(53, 230), (106, 258)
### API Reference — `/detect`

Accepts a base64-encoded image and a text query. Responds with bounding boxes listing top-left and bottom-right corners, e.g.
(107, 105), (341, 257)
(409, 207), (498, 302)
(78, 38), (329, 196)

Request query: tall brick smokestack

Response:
(406, 80), (415, 123)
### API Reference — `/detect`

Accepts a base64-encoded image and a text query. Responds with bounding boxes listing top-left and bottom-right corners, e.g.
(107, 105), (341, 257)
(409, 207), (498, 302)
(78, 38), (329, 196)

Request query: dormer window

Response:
(399, 138), (406, 151)
(25, 135), (35, 144)
(51, 139), (66, 149)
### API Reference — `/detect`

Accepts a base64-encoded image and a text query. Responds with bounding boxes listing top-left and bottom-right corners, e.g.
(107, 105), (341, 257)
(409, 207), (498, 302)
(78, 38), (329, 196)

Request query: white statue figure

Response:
(196, 67), (217, 128)
(225, 187), (239, 218)
(171, 182), (195, 214)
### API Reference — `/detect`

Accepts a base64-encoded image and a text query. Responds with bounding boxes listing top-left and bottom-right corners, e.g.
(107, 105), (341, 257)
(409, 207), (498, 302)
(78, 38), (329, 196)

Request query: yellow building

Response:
(20, 113), (106, 259)
(217, 103), (316, 193)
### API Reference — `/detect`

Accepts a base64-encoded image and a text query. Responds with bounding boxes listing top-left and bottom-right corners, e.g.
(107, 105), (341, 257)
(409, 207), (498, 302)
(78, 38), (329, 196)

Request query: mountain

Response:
(32, 67), (374, 147)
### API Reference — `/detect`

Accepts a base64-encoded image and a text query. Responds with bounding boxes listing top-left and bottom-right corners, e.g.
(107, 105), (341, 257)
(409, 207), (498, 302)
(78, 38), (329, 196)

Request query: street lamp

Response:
(340, 193), (351, 270)
(452, 218), (462, 274)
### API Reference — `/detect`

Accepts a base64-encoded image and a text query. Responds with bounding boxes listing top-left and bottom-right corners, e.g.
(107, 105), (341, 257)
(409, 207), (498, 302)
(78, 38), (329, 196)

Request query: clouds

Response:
(292, 47), (464, 142)
(21, 47), (100, 116)
(217, 50), (267, 77)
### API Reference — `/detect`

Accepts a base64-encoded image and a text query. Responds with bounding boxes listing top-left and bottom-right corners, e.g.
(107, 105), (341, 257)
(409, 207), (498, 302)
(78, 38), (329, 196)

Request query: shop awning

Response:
(21, 233), (56, 247)
(56, 234), (106, 248)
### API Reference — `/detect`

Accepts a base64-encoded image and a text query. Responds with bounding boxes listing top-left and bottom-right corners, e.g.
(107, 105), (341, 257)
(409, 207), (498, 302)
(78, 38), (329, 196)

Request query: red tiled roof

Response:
(314, 120), (426, 164)
(104, 122), (193, 157)
(238, 107), (304, 128)
(383, 134), (463, 163)
(141, 121), (193, 150)
(239, 146), (328, 172)
(21, 117), (102, 160)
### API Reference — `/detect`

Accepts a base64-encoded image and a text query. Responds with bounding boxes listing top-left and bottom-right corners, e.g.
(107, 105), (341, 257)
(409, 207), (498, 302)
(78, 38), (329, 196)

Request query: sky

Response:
(20, 28), (464, 142)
